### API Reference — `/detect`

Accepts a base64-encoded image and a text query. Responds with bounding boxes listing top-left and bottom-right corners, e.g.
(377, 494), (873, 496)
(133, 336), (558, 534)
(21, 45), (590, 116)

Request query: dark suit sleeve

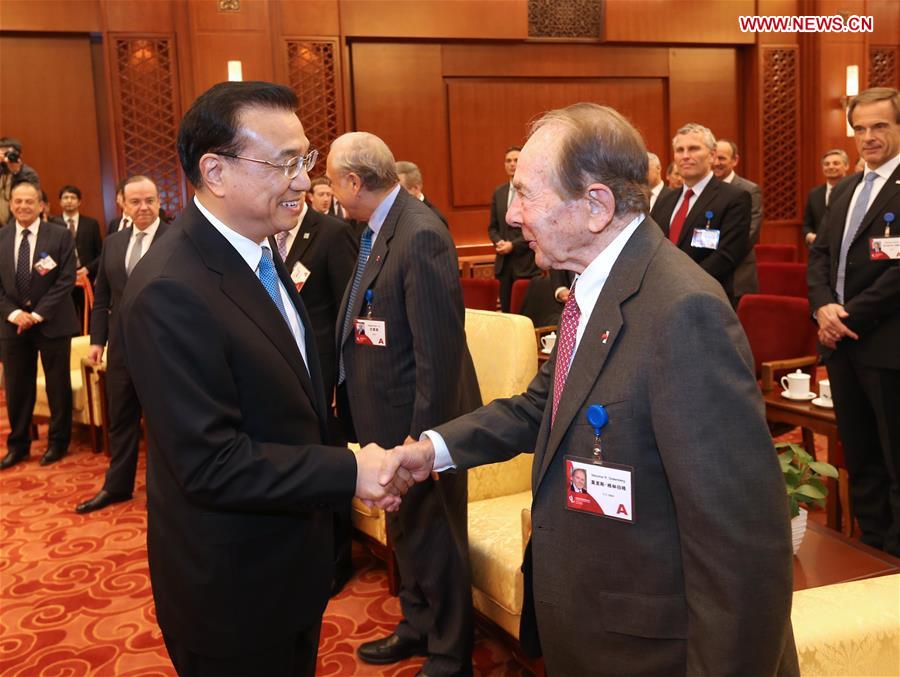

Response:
(328, 224), (358, 312)
(436, 360), (550, 468)
(649, 291), (793, 675)
(802, 189), (817, 237)
(33, 229), (77, 321)
(404, 226), (474, 436)
(700, 189), (751, 281)
(843, 266), (900, 335)
(122, 277), (358, 511)
(83, 218), (103, 278)
(747, 183), (763, 247)
(487, 188), (503, 244)
(89, 243), (112, 345)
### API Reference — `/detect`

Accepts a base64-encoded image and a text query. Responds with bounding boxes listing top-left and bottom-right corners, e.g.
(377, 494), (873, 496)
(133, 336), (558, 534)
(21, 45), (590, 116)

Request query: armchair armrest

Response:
(521, 508), (532, 556)
(760, 355), (818, 392)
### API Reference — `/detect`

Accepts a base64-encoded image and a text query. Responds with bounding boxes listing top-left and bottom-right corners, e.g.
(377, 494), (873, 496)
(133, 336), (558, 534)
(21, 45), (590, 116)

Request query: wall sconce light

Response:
(227, 60), (243, 82)
(843, 65), (859, 137)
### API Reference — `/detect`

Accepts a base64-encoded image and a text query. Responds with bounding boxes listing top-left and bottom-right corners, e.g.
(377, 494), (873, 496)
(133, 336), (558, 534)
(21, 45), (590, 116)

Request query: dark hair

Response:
(115, 178), (128, 196)
(177, 81), (298, 187)
(41, 190), (49, 203)
(718, 138), (739, 158)
(0, 137), (22, 152)
(123, 175), (158, 195)
(531, 103), (649, 217)
(505, 145), (522, 155)
(58, 184), (82, 199)
(310, 176), (331, 190)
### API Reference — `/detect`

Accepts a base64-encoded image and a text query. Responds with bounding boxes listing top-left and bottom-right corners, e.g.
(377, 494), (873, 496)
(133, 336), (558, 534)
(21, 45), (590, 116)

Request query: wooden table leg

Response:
(825, 432), (840, 531)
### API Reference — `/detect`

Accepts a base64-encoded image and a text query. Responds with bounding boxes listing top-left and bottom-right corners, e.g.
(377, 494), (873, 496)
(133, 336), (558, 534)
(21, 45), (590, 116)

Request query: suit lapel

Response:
(0, 226), (15, 293)
(184, 204), (320, 412)
(32, 221), (56, 285)
(853, 164), (900, 243)
(534, 220), (661, 492)
(288, 210), (317, 265)
(678, 179), (720, 248)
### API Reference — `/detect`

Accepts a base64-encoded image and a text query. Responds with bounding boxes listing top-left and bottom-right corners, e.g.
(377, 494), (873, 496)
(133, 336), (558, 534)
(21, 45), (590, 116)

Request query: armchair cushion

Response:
(34, 335), (92, 425)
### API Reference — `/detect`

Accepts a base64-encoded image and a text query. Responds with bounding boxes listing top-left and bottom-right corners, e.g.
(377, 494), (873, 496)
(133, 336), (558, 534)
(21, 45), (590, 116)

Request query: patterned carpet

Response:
(0, 424), (526, 676)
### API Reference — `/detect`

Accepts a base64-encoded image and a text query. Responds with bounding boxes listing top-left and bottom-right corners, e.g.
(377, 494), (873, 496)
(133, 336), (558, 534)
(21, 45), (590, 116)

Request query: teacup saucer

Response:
(811, 397), (834, 409)
(781, 390), (816, 401)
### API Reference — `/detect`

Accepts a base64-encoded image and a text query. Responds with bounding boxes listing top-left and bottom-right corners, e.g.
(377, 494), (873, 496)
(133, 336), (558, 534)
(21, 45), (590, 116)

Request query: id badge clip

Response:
(691, 211), (720, 250)
(565, 404), (634, 523)
(354, 289), (387, 346)
(870, 212), (899, 260)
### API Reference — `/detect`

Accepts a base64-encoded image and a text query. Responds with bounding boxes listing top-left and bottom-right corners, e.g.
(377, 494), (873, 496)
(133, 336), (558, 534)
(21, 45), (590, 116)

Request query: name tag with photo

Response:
(690, 228), (720, 250)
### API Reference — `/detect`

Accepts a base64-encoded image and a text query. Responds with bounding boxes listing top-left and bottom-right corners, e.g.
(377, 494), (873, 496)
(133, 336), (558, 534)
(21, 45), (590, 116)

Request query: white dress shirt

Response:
(194, 196), (309, 370)
(367, 184), (402, 246)
(123, 218), (161, 268)
(669, 171), (715, 225)
(278, 202), (308, 256)
(63, 212), (80, 232)
(426, 213), (646, 470)
(8, 218), (43, 323)
(648, 181), (664, 211)
(842, 153), (900, 240)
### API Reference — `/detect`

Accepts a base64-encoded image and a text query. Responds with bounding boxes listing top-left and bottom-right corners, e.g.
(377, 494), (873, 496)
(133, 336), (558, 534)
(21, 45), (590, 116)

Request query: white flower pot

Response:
(791, 507), (808, 555)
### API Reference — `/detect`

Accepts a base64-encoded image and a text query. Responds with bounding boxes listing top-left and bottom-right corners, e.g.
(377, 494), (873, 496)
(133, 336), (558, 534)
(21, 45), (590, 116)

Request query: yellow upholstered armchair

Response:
(351, 309), (538, 605)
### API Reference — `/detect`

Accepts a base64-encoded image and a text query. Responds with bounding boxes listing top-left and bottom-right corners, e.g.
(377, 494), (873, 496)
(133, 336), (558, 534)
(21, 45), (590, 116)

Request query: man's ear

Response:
(585, 184), (615, 233)
(199, 153), (227, 198)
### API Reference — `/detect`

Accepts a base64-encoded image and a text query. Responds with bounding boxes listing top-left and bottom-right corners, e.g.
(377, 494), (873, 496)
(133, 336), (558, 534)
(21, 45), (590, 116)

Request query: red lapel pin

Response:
(600, 330), (610, 344)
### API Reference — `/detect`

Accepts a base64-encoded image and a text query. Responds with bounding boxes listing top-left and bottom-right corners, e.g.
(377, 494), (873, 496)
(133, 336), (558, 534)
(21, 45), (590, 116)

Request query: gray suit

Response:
(731, 173), (764, 299)
(436, 219), (797, 676)
(337, 188), (481, 675)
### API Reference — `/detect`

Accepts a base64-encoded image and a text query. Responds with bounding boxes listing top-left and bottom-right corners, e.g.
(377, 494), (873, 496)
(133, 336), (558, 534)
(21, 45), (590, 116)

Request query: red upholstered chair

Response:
(736, 294), (818, 391)
(509, 278), (530, 315)
(756, 262), (809, 298)
(755, 244), (798, 262)
(460, 277), (500, 311)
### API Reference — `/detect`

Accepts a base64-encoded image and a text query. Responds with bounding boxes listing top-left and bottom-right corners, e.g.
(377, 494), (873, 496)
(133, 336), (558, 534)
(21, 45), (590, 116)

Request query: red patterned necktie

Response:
(668, 188), (694, 244)
(551, 280), (580, 426)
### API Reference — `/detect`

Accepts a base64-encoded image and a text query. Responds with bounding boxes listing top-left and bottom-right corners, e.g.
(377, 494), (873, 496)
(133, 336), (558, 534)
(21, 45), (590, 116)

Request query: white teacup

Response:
(541, 332), (557, 352)
(780, 369), (811, 398)
(818, 379), (832, 401)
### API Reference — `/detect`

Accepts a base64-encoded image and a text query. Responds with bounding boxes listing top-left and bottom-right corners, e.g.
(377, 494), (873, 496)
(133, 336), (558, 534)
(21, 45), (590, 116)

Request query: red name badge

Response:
(354, 318), (387, 346)
(565, 457), (634, 523)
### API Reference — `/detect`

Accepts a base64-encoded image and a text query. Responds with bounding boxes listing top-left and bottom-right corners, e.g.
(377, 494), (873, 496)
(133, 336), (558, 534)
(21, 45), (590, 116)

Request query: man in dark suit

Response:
(74, 175), (168, 514)
(0, 181), (80, 469)
(387, 103), (797, 676)
(269, 193), (358, 591)
(329, 132), (481, 676)
(51, 185), (103, 280)
(808, 87), (900, 556)
(117, 81), (406, 676)
(396, 160), (450, 228)
(107, 180), (132, 235)
(713, 139), (764, 304)
(651, 123), (751, 303)
(647, 151), (673, 211)
(803, 149), (850, 246)
(489, 145), (540, 311)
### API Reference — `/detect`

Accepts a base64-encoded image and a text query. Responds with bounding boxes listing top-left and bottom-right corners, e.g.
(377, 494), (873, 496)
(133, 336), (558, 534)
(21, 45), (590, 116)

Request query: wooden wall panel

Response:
(275, 0), (340, 36)
(868, 0), (900, 44)
(668, 48), (741, 174)
(0, 0), (100, 32)
(0, 36), (104, 222)
(604, 0), (754, 44)
(187, 0), (271, 32)
(340, 0), (527, 39)
(447, 78), (667, 208)
(190, 31), (276, 92)
(102, 0), (175, 32)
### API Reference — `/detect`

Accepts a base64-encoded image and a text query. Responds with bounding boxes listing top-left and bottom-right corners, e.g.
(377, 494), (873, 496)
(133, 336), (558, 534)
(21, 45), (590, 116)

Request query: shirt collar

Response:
(865, 153), (900, 182)
(650, 181), (663, 196)
(134, 218), (161, 239)
(722, 171), (736, 184)
(571, 214), (645, 317)
(16, 217), (40, 233)
(194, 196), (264, 272)
(683, 171), (714, 197)
(367, 184), (402, 237)
(63, 212), (79, 223)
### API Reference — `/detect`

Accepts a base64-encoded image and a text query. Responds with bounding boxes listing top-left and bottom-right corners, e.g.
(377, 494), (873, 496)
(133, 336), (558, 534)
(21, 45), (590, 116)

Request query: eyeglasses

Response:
(218, 149), (318, 179)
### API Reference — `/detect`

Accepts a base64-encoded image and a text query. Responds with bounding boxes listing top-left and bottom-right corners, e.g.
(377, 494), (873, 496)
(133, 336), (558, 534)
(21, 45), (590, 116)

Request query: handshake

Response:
(353, 437), (437, 512)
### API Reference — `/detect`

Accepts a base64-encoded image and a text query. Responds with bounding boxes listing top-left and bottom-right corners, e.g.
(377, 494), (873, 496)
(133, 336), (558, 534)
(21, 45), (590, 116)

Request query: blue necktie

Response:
(258, 246), (291, 327)
(836, 172), (877, 303)
(338, 226), (372, 385)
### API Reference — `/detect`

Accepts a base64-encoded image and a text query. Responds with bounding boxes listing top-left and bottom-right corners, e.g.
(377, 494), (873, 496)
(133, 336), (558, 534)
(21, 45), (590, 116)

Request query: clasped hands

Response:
(354, 437), (436, 512)
(815, 303), (859, 349)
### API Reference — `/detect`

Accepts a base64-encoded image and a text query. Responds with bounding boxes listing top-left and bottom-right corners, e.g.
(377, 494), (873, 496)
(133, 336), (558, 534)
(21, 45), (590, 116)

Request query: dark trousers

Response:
(101, 354), (143, 496)
(497, 270), (514, 313)
(388, 471), (473, 676)
(163, 624), (321, 677)
(1, 332), (72, 455)
(826, 349), (900, 556)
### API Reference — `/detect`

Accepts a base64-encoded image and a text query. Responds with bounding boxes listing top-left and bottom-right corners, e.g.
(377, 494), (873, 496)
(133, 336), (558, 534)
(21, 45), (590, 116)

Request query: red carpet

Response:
(0, 424), (526, 676)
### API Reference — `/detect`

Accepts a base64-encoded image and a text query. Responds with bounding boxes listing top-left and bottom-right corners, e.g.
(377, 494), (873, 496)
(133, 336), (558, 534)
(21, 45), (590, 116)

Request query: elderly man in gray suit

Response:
(714, 138), (764, 305)
(329, 132), (481, 676)
(385, 104), (798, 676)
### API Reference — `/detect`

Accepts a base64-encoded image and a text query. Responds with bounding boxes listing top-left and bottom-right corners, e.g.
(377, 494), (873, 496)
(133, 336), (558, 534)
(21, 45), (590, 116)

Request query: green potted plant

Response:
(776, 442), (839, 554)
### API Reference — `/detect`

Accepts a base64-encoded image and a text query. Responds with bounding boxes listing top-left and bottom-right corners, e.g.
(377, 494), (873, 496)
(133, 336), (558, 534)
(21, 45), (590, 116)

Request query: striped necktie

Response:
(551, 280), (580, 426)
(338, 226), (373, 385)
(836, 172), (877, 303)
(258, 246), (291, 327)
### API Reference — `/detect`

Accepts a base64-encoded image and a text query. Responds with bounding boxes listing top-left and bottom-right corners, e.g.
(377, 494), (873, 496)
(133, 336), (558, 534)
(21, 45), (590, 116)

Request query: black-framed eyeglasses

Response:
(217, 149), (318, 179)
